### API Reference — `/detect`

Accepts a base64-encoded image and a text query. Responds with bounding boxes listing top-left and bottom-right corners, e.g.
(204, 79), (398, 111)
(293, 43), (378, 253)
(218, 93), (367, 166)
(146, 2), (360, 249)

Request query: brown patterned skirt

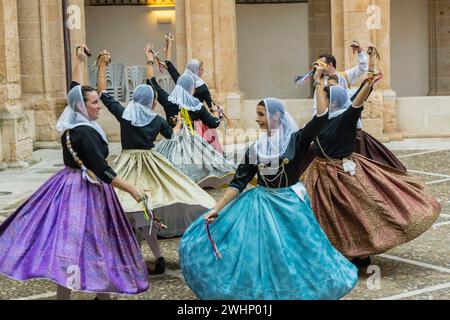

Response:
(355, 129), (407, 173)
(301, 153), (441, 258)
(298, 129), (407, 176)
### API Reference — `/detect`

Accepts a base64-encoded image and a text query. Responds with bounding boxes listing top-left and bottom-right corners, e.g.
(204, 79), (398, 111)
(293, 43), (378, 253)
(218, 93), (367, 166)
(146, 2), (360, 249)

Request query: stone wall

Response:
(429, 0), (450, 95)
(330, 0), (402, 141)
(18, 0), (67, 146)
(308, 0), (332, 80)
(0, 0), (33, 166)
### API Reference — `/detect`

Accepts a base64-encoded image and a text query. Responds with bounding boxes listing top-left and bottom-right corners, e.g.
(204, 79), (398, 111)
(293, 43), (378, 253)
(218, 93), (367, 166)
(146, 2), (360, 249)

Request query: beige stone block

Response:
(19, 38), (43, 62)
(34, 109), (55, 127)
(5, 83), (22, 101)
(20, 57), (44, 77)
(17, 0), (40, 23)
(311, 34), (334, 50)
(225, 91), (243, 120)
(17, 115), (32, 141)
(214, 0), (235, 16)
(309, 2), (331, 18)
(346, 0), (371, 12)
(35, 124), (58, 142)
(426, 114), (450, 130)
(309, 18), (331, 34)
(10, 137), (33, 161)
(46, 3), (62, 22)
(18, 22), (41, 40)
(187, 0), (212, 15)
(362, 118), (383, 136)
(21, 75), (44, 94)
(1, 117), (17, 141)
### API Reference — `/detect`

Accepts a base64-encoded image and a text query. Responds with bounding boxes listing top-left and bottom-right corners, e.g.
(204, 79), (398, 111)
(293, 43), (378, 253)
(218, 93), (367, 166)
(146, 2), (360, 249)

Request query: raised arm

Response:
(352, 73), (383, 108)
(164, 34), (182, 83)
(345, 41), (369, 86)
(96, 50), (125, 120)
(145, 43), (156, 80)
(296, 66), (329, 151)
(96, 50), (111, 92)
(313, 66), (328, 116)
(72, 45), (90, 85)
(367, 44), (380, 76)
(164, 33), (174, 62)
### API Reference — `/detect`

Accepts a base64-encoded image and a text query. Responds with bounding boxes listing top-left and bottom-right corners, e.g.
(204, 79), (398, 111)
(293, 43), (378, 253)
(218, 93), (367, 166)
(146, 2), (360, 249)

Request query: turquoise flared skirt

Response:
(180, 184), (358, 300)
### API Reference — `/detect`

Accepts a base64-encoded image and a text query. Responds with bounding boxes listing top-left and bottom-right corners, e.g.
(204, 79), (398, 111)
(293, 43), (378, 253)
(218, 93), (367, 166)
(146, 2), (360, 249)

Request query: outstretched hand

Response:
(97, 50), (111, 66)
(313, 65), (324, 81)
(145, 43), (155, 61)
(132, 186), (147, 203)
(76, 45), (91, 62)
(367, 43), (381, 60)
(204, 209), (219, 224)
(368, 72), (383, 88)
(351, 40), (363, 54)
(165, 33), (175, 42)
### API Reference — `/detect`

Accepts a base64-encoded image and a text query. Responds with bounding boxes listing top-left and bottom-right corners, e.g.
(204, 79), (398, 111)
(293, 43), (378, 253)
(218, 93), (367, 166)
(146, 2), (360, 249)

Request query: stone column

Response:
(429, 0), (450, 95)
(17, 0), (67, 148)
(331, 0), (401, 141)
(175, 0), (188, 69)
(179, 0), (243, 129)
(0, 0), (34, 168)
(67, 0), (87, 84)
(309, 0), (332, 72)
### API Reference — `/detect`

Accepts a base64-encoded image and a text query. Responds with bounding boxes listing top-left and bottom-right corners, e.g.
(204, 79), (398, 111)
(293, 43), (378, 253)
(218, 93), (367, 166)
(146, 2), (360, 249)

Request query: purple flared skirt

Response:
(0, 167), (149, 294)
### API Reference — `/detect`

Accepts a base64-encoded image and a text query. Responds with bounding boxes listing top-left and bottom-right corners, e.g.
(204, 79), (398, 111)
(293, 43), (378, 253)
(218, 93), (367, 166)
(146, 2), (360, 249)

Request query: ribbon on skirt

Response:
(181, 108), (197, 136)
(140, 195), (168, 235)
(205, 220), (222, 260)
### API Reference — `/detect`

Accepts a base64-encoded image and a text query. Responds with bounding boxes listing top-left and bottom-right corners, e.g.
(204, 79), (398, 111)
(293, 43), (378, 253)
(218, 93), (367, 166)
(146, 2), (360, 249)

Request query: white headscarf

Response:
(122, 84), (157, 127)
(254, 98), (299, 163)
(313, 85), (362, 128)
(185, 59), (206, 88)
(168, 73), (204, 111)
(56, 85), (108, 144)
(328, 86), (352, 119)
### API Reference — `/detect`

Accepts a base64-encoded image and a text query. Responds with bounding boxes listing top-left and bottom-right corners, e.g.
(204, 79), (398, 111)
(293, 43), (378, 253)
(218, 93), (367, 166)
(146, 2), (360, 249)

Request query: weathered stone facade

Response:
(1, 0), (449, 167)
(0, 0), (68, 168)
(429, 0), (450, 95)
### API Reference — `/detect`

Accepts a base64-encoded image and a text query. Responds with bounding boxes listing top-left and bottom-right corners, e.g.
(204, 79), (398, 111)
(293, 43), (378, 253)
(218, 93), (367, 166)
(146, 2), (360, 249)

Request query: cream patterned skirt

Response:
(114, 149), (216, 238)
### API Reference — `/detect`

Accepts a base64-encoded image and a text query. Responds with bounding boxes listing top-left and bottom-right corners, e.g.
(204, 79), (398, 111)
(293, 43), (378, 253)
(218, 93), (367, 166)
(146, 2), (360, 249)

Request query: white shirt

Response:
(313, 51), (368, 129)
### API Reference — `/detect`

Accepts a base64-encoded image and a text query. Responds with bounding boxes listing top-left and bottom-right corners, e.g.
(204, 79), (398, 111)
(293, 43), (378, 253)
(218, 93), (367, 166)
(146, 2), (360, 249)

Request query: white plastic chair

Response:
(155, 74), (176, 93)
(106, 63), (124, 102)
(88, 64), (98, 88)
(125, 66), (146, 102)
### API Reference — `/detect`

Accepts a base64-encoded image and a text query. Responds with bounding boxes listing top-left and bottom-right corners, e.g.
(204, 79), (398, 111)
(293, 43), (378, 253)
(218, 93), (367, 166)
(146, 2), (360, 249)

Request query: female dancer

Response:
(146, 49), (237, 189)
(163, 33), (225, 154)
(299, 44), (406, 175)
(179, 68), (358, 300)
(96, 48), (216, 249)
(301, 76), (441, 268)
(0, 46), (148, 299)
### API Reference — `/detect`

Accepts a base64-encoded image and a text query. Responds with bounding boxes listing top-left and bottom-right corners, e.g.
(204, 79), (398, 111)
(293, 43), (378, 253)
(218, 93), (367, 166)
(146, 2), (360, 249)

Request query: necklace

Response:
(258, 158), (290, 195)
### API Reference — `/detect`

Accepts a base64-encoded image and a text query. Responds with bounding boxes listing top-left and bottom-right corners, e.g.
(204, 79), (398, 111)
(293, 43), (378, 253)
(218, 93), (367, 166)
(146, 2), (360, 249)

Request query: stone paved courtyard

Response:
(0, 141), (449, 300)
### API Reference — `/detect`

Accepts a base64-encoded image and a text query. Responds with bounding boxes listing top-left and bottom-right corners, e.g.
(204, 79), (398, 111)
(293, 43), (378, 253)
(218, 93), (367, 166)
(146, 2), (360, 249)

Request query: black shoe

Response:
(154, 257), (166, 274)
(351, 256), (372, 269)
